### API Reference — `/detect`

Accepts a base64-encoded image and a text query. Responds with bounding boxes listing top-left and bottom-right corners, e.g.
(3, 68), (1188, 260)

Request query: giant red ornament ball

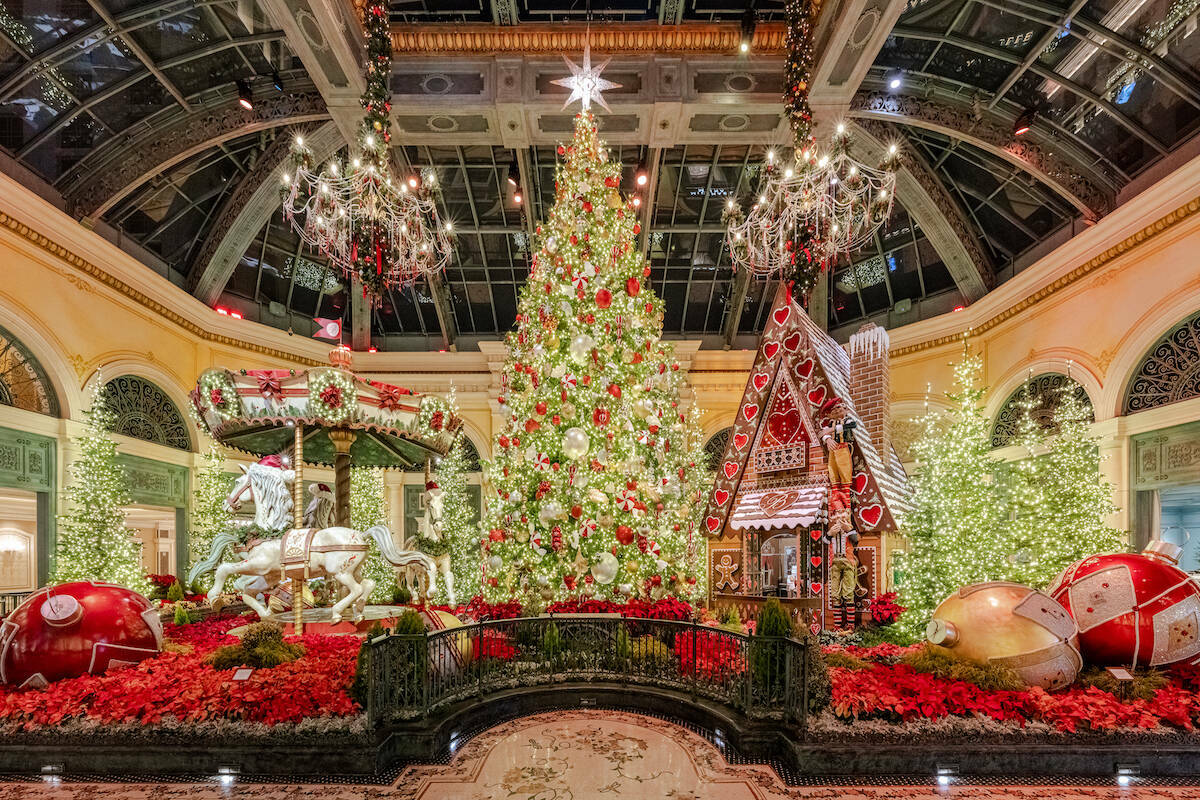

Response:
(1048, 542), (1200, 668)
(0, 582), (162, 688)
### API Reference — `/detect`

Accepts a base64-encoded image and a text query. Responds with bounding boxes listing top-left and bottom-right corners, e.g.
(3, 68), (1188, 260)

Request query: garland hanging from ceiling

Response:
(281, 0), (451, 302)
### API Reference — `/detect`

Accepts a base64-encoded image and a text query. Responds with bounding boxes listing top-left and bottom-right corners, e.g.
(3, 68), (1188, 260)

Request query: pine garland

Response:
(52, 380), (151, 595)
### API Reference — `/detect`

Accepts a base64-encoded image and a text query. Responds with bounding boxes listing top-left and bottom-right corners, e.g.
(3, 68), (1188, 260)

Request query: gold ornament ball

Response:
(926, 581), (1081, 690)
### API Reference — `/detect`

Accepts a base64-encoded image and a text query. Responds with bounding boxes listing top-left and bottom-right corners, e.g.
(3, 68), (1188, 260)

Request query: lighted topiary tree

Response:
(52, 378), (150, 595)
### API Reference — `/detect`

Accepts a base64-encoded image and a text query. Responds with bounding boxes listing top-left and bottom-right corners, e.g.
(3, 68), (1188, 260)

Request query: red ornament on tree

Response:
(616, 525), (635, 546)
(595, 288), (612, 308)
(0, 582), (162, 688)
(1049, 542), (1200, 668)
(626, 277), (641, 297)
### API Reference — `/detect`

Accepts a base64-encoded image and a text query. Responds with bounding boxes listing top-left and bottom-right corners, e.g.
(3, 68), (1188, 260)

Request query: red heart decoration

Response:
(705, 516), (721, 533)
(713, 489), (729, 506)
(809, 581), (823, 594)
(794, 358), (814, 379)
(752, 372), (770, 391)
(852, 472), (869, 495)
(767, 409), (802, 445)
(742, 403), (759, 422)
(763, 342), (779, 360)
(783, 332), (801, 353)
(809, 622), (822, 636)
(733, 433), (749, 450)
(773, 306), (790, 326)
(810, 530), (822, 541)
(810, 555), (822, 568)
(859, 504), (883, 528)
(807, 386), (826, 406)
(723, 461), (739, 479)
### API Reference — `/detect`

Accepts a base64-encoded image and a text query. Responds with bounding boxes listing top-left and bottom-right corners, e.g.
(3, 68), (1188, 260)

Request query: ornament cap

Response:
(1144, 539), (1183, 565)
(40, 594), (83, 628)
(925, 618), (958, 647)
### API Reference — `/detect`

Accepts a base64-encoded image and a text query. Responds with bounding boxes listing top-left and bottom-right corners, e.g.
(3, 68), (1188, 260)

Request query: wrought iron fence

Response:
(363, 614), (810, 730)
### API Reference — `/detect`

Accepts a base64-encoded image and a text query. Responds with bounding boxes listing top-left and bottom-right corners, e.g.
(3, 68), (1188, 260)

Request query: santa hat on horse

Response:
(257, 454), (285, 469)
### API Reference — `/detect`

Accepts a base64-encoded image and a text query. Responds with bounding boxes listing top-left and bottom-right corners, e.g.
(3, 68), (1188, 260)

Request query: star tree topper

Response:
(552, 42), (621, 112)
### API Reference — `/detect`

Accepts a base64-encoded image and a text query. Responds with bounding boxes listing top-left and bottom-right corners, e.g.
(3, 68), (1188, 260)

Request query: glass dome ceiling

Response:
(0, 0), (1195, 347)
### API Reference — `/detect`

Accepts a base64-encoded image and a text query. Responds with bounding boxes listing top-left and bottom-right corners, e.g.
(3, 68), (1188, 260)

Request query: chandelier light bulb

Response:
(759, 194), (766, 204)
(295, 136), (303, 147)
(836, 123), (845, 134)
(784, 167), (794, 178)
(352, 158), (361, 168)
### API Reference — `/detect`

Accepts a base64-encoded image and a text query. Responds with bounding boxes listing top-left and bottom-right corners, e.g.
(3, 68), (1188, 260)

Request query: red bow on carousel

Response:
(247, 369), (291, 402)
(370, 380), (412, 411)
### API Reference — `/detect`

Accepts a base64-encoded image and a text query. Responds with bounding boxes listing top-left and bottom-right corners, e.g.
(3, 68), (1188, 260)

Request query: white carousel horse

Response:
(188, 459), (435, 623)
(410, 477), (455, 605)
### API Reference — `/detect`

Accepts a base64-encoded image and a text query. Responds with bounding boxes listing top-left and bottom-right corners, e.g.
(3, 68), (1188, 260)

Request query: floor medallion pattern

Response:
(3, 710), (1200, 798)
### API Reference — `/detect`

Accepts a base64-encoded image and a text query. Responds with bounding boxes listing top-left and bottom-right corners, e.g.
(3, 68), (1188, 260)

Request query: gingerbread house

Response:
(704, 284), (908, 629)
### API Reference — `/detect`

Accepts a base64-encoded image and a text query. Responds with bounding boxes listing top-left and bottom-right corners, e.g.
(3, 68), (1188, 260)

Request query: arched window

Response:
(704, 427), (732, 471)
(101, 375), (191, 451)
(0, 323), (59, 417)
(1123, 310), (1200, 415)
(991, 373), (1093, 448)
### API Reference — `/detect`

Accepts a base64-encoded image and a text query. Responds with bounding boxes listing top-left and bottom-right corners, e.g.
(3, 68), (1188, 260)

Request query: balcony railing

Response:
(0, 592), (32, 618)
(362, 614), (811, 730)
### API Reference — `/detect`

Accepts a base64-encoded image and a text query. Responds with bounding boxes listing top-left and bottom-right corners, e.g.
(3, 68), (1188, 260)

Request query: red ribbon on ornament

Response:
(369, 380), (412, 411)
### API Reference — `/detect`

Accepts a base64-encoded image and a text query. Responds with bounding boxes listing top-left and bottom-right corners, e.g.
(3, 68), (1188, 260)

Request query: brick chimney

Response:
(846, 323), (891, 462)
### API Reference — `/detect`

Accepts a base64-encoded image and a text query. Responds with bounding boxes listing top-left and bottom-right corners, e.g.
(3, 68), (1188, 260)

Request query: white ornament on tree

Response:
(562, 427), (590, 460)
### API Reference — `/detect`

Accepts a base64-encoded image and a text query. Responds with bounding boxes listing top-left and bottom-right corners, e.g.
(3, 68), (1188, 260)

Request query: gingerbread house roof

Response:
(702, 283), (909, 537)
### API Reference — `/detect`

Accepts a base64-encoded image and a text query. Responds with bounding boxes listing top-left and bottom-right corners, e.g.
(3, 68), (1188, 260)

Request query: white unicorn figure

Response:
(415, 470), (456, 606)
(189, 456), (435, 623)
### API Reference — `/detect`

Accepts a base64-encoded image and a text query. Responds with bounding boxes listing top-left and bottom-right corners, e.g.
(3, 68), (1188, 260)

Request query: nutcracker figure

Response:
(818, 397), (858, 515)
(827, 509), (861, 631)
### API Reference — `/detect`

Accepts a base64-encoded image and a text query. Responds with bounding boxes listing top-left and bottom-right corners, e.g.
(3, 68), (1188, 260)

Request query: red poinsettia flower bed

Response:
(0, 614), (362, 729)
(825, 651), (1200, 733)
(544, 597), (694, 620)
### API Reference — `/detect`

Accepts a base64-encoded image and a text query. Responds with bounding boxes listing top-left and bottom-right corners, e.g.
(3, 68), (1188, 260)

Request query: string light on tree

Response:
(481, 81), (709, 606)
(433, 430), (482, 604)
(350, 466), (393, 603)
(189, 441), (234, 592)
(893, 347), (1009, 640)
(281, 0), (450, 301)
(52, 377), (151, 596)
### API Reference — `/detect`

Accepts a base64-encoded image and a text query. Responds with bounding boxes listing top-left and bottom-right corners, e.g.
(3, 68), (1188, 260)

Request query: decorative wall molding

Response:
(890, 195), (1200, 358)
(0, 211), (327, 369)
(389, 22), (787, 55)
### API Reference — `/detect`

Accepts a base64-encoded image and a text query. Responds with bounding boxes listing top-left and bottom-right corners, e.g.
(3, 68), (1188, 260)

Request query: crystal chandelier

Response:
(281, 0), (450, 300)
(725, 0), (898, 298)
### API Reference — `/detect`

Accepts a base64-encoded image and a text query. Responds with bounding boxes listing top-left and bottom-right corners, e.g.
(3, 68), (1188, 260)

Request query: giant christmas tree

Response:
(53, 379), (151, 595)
(482, 108), (708, 606)
(189, 440), (234, 591)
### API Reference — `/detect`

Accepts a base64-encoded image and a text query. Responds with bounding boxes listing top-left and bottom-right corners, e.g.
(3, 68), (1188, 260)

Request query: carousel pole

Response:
(292, 422), (305, 634)
(329, 429), (357, 527)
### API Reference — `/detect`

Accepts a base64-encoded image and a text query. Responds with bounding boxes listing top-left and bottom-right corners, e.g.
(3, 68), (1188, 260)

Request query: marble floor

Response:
(3, 710), (1200, 799)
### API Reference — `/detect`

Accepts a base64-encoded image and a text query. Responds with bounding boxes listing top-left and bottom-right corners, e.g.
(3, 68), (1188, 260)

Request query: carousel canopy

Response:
(191, 351), (459, 468)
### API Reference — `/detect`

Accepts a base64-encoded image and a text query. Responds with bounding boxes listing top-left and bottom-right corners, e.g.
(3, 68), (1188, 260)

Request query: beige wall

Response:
(1, 153), (1199, 540)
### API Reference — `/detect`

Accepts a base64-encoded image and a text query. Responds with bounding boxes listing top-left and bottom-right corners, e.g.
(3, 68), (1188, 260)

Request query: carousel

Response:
(187, 345), (461, 632)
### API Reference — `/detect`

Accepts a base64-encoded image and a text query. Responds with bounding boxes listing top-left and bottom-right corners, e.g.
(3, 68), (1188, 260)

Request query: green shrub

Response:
(350, 621), (387, 707)
(1078, 666), (1167, 701)
(172, 603), (191, 626)
(757, 598), (792, 637)
(617, 629), (670, 667)
(394, 609), (427, 635)
(166, 580), (184, 603)
(901, 644), (1025, 691)
(392, 585), (412, 605)
(856, 624), (920, 648)
(542, 622), (564, 660)
(794, 625), (832, 715)
(823, 650), (869, 671)
(205, 621), (305, 671)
